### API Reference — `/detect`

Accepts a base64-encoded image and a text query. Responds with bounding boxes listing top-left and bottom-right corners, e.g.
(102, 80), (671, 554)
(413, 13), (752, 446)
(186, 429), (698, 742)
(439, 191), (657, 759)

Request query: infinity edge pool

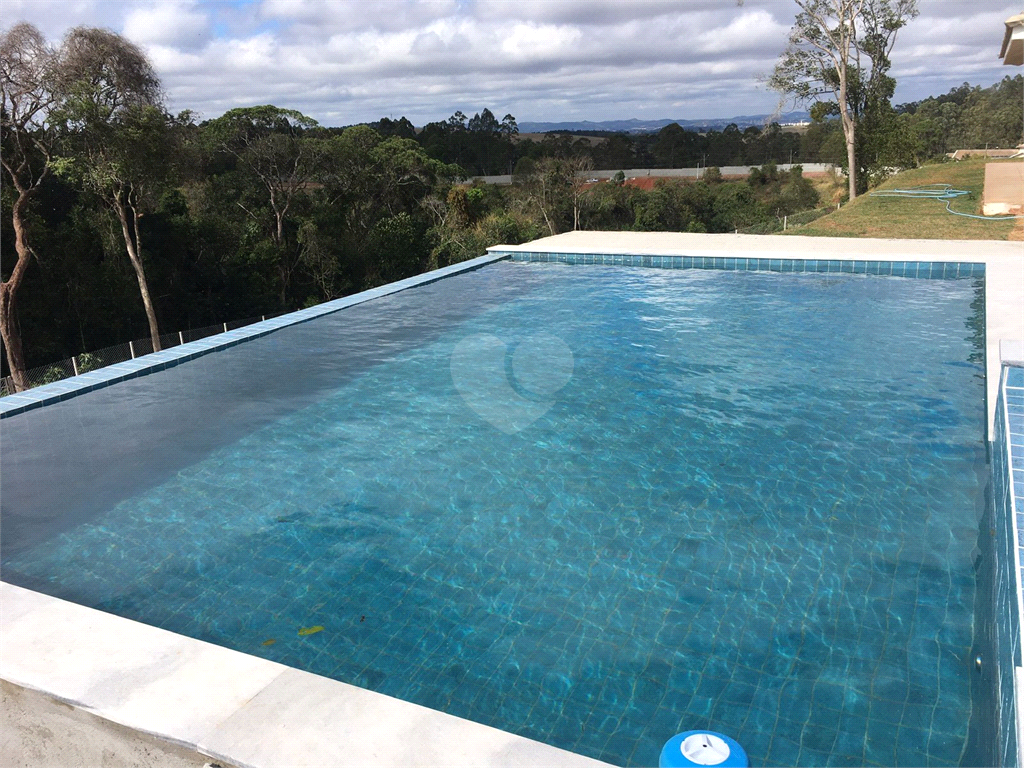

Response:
(2, 231), (1021, 768)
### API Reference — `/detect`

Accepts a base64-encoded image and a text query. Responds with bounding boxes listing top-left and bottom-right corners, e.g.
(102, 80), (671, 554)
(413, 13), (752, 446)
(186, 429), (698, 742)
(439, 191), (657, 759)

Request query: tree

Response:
(593, 133), (635, 169)
(1, 23), (58, 390)
(515, 155), (593, 235)
(467, 108), (499, 133)
(52, 26), (171, 352)
(204, 106), (321, 306)
(312, 126), (459, 288)
(770, 0), (918, 199)
(499, 113), (518, 138)
(653, 123), (698, 168)
(417, 109), (518, 176)
(370, 116), (416, 140)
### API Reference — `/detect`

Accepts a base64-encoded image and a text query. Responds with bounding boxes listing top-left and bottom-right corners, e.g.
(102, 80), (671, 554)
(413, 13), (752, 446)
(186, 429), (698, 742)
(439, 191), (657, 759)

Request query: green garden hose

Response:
(868, 184), (1023, 220)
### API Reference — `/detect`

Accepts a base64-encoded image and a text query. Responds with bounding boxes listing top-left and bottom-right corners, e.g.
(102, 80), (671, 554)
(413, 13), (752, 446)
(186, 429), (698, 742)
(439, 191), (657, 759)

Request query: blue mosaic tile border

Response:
(0, 252), (507, 419)
(1007, 367), (1024, 584)
(994, 364), (1024, 768)
(498, 251), (985, 279)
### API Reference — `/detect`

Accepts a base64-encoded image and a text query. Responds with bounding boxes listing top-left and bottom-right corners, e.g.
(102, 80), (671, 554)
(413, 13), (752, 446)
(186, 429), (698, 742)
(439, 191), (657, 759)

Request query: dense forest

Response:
(2, 19), (1021, 386)
(389, 75), (1023, 179)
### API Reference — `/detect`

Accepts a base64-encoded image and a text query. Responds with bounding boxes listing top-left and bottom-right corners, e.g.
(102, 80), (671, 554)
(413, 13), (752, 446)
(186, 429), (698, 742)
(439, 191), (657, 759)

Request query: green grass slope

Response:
(787, 158), (1021, 241)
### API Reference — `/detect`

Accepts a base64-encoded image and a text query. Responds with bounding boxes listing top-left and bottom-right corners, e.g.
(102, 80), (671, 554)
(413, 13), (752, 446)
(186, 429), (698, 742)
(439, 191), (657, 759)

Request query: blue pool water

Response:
(1, 262), (988, 766)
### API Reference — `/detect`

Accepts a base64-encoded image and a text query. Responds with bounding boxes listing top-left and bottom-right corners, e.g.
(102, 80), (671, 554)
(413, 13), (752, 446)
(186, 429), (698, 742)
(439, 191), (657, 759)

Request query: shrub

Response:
(40, 366), (68, 385)
(702, 166), (723, 184)
(76, 352), (102, 374)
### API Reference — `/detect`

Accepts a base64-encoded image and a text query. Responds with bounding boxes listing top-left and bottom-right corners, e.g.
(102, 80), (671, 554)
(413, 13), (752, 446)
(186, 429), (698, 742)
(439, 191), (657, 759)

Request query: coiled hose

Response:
(868, 184), (1023, 220)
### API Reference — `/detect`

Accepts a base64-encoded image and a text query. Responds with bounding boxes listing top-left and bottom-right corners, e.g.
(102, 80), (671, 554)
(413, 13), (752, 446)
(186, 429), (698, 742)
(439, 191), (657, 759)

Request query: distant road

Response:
(472, 163), (836, 185)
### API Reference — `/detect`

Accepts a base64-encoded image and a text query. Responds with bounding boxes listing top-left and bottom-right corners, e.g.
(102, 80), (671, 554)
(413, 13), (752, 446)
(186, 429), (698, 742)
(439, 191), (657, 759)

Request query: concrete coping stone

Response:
(0, 583), (610, 768)
(1002, 339), (1024, 366)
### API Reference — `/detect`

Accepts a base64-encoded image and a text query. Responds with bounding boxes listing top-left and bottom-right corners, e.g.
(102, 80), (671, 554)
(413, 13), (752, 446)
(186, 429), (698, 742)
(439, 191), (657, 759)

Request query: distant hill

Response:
(517, 112), (811, 134)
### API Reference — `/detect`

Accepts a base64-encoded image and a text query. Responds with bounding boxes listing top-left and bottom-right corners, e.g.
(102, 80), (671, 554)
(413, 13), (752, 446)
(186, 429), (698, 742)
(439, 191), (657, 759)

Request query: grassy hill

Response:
(786, 158), (1022, 241)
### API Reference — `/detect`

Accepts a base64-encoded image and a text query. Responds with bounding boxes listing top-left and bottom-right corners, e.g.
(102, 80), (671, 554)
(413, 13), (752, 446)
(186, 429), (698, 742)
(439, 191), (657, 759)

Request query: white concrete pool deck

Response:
(0, 584), (610, 768)
(2, 231), (1022, 767)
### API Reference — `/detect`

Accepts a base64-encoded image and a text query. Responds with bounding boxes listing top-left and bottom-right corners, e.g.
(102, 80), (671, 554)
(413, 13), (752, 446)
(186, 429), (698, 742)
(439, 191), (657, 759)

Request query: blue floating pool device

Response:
(660, 731), (748, 767)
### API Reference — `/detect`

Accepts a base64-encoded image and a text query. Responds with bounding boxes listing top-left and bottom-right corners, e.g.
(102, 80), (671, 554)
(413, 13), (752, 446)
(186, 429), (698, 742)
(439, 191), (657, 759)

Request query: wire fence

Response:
(734, 206), (834, 235)
(1, 311), (288, 398)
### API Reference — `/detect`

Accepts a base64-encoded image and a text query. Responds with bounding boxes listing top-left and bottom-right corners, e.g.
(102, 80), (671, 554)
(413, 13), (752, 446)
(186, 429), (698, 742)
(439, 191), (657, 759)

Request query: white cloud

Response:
(1, 0), (1020, 124)
(692, 10), (789, 56)
(123, 1), (210, 50)
(474, 0), (688, 26)
(2, 0), (120, 39)
(260, 0), (459, 36)
(500, 22), (582, 62)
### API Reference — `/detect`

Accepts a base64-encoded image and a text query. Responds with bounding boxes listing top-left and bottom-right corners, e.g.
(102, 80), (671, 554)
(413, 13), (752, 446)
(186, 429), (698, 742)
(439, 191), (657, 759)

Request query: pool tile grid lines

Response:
(996, 361), (1024, 767)
(0, 251), (508, 420)
(494, 250), (985, 279)
(0, 583), (614, 768)
(1006, 364), (1024, 604)
(2, 231), (1021, 767)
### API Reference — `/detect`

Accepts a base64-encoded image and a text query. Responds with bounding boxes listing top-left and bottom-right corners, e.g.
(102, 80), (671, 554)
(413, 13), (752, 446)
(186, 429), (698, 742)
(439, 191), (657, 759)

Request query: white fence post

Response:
(223, 322), (228, 333)
(129, 341), (136, 360)
(179, 331), (184, 345)
(71, 356), (79, 376)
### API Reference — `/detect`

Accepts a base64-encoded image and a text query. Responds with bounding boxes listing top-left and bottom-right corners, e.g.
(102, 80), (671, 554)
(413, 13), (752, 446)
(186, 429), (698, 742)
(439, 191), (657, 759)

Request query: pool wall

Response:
(500, 250), (984, 278)
(993, 352), (1024, 768)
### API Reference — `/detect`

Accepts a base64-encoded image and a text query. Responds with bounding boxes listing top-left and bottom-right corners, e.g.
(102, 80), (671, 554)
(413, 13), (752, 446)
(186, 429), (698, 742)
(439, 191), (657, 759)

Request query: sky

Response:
(4, 0), (1022, 127)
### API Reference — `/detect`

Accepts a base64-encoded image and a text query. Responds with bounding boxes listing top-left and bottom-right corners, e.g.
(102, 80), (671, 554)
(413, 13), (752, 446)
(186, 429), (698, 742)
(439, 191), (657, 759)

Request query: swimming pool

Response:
(1, 260), (990, 766)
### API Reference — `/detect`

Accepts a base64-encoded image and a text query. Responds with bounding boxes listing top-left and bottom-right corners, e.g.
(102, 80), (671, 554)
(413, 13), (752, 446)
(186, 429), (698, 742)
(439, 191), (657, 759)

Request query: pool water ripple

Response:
(2, 262), (987, 766)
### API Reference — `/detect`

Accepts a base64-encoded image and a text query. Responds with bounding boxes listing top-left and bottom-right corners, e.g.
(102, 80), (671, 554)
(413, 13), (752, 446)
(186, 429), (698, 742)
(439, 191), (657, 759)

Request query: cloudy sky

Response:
(4, 0), (1021, 126)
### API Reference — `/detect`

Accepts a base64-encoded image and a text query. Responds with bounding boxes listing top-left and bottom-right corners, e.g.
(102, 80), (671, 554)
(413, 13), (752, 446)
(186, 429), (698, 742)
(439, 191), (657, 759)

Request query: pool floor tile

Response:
(2, 261), (992, 767)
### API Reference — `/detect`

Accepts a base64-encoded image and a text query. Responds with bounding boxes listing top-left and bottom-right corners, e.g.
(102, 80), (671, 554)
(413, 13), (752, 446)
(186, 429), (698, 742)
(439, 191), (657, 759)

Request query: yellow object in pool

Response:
(261, 639), (276, 646)
(298, 625), (324, 636)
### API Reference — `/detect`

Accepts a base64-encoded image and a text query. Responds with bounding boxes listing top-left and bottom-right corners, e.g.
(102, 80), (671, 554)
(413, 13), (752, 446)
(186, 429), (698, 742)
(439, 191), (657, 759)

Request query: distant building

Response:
(999, 12), (1024, 65)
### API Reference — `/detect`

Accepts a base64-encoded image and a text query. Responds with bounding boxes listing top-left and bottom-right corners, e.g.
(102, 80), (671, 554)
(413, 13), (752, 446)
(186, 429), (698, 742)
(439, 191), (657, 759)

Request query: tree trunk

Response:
(539, 176), (558, 236)
(279, 262), (289, 308)
(2, 191), (37, 392)
(844, 122), (857, 200)
(113, 193), (162, 352)
(540, 203), (558, 236)
(274, 201), (292, 307)
(0, 282), (29, 393)
(838, 52), (857, 200)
